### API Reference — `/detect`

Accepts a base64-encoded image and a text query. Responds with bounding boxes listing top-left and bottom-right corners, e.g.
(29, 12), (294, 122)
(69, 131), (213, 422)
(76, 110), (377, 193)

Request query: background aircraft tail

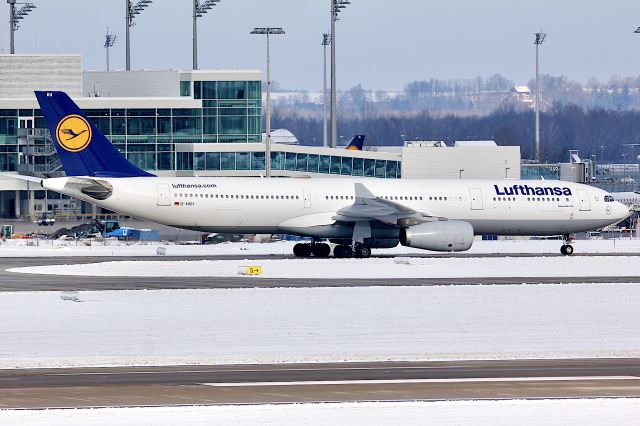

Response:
(35, 91), (154, 177)
(345, 135), (365, 150)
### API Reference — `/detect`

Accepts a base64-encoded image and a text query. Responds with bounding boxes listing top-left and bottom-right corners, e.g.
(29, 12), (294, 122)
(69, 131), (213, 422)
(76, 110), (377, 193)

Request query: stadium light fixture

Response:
(7, 0), (37, 54)
(104, 27), (117, 71)
(125, 0), (153, 71)
(534, 32), (547, 163)
(251, 27), (285, 178)
(193, 0), (222, 70)
(330, 0), (352, 148)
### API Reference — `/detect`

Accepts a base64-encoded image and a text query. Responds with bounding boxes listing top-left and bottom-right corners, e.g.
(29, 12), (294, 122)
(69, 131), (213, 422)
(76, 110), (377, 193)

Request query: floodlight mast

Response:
(104, 27), (117, 71)
(322, 33), (331, 148)
(251, 27), (285, 178)
(534, 32), (547, 163)
(125, 0), (153, 71)
(330, 0), (351, 148)
(193, 0), (221, 70)
(7, 0), (37, 54)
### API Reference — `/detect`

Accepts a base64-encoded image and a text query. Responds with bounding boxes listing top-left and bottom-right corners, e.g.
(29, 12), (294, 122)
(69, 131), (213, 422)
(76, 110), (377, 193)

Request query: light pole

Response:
(322, 33), (331, 148)
(534, 32), (547, 163)
(104, 27), (117, 71)
(193, 0), (221, 70)
(251, 27), (285, 178)
(7, 0), (36, 54)
(126, 0), (153, 71)
(330, 0), (352, 148)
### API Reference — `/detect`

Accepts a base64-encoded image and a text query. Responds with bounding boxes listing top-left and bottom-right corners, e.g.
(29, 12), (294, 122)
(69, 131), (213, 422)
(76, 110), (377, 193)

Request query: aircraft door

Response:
(577, 189), (591, 211)
(157, 183), (171, 206)
(303, 190), (311, 208)
(470, 188), (483, 210)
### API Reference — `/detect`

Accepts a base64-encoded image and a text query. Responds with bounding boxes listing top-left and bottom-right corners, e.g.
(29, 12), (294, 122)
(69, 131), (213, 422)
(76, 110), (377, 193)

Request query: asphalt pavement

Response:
(1, 359), (639, 408)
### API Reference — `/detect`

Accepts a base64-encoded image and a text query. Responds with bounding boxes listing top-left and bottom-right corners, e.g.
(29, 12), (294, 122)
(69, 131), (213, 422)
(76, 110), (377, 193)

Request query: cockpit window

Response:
(604, 195), (614, 202)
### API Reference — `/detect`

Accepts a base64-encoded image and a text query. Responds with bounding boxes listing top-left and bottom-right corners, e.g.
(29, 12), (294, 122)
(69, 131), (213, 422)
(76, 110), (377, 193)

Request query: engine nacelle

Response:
(399, 220), (474, 252)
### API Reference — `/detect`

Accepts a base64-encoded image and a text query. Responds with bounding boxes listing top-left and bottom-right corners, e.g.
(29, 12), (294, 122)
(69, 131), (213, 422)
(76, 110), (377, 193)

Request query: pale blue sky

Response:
(2, 0), (640, 90)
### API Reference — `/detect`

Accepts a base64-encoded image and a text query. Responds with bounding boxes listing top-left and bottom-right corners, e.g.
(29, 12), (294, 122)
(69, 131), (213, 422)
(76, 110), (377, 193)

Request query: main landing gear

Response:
(293, 242), (372, 259)
(333, 243), (372, 259)
(293, 241), (331, 258)
(560, 234), (574, 256)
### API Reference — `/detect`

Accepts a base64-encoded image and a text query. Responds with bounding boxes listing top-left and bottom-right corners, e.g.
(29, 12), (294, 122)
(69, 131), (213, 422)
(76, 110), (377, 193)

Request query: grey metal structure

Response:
(322, 33), (331, 148)
(330, 0), (351, 149)
(104, 27), (117, 71)
(7, 0), (36, 54)
(251, 27), (285, 178)
(534, 32), (547, 163)
(193, 0), (221, 70)
(125, 0), (153, 71)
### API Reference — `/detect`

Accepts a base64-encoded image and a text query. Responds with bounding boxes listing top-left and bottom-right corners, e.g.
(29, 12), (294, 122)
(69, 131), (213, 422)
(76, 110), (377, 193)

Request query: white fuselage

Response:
(42, 177), (629, 239)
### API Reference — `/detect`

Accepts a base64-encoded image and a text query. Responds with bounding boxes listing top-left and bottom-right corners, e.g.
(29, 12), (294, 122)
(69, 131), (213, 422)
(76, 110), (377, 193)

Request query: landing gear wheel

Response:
(334, 244), (353, 258)
(560, 244), (574, 256)
(312, 243), (331, 258)
(354, 244), (372, 259)
(293, 243), (312, 257)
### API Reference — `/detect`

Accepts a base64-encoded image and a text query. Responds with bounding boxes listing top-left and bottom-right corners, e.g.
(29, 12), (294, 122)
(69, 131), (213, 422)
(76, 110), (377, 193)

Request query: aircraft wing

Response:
(333, 183), (441, 226)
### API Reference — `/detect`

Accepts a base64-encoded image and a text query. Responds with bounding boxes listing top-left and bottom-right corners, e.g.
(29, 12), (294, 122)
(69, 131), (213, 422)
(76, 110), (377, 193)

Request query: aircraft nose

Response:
(614, 202), (630, 220)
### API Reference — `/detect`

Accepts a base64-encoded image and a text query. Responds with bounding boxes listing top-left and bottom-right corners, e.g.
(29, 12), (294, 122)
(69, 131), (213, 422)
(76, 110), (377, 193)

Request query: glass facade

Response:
(2, 78), (402, 178)
(177, 150), (401, 179)
(1, 79), (262, 173)
(521, 164), (560, 180)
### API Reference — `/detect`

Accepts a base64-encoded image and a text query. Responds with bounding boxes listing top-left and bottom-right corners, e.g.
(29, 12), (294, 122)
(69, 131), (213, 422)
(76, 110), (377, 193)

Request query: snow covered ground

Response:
(9, 255), (640, 278)
(1, 284), (639, 368)
(0, 238), (640, 257)
(2, 399), (639, 426)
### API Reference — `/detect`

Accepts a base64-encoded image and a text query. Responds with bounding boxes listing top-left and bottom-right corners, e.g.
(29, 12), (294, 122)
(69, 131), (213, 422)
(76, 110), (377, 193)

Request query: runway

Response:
(1, 255), (640, 291)
(1, 359), (639, 408)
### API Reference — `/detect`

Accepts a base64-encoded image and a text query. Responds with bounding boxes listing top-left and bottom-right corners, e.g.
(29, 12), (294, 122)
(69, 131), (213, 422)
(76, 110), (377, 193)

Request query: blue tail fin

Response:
(35, 91), (154, 177)
(345, 135), (365, 150)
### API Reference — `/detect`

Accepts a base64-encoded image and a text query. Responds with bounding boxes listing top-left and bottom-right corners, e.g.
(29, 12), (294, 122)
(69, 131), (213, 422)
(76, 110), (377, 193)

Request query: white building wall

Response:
(83, 70), (180, 97)
(401, 146), (521, 179)
(0, 54), (81, 98)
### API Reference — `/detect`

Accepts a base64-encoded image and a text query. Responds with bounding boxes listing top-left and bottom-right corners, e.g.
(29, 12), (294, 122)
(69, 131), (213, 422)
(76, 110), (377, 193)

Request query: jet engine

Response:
(399, 220), (474, 252)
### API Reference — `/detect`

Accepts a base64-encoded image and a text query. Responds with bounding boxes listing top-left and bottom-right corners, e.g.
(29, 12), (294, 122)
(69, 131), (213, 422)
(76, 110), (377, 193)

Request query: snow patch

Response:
(1, 284), (639, 368)
(9, 255), (640, 278)
(2, 399), (640, 426)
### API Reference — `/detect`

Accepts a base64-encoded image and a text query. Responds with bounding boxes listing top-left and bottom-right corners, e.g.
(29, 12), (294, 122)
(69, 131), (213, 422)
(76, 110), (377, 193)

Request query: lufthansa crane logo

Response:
(55, 115), (92, 152)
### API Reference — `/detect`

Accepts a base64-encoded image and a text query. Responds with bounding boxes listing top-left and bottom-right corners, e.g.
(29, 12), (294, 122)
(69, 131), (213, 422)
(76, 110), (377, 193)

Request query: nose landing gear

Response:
(560, 234), (574, 256)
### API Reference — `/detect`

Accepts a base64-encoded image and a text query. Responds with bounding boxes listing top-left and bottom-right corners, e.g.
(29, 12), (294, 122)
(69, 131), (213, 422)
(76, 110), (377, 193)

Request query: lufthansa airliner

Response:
(16, 91), (629, 258)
